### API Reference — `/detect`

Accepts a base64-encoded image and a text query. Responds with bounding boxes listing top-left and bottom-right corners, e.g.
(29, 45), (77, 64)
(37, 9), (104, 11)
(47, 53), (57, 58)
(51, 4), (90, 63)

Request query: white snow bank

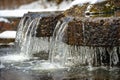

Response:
(0, 0), (106, 17)
(0, 31), (16, 38)
(18, 0), (72, 10)
(0, 10), (32, 17)
(0, 18), (10, 23)
(0, 0), (72, 17)
(70, 0), (106, 7)
(0, 9), (63, 17)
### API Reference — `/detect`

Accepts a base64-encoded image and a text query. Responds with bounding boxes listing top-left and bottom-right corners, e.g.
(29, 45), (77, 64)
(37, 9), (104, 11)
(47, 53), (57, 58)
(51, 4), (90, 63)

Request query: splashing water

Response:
(0, 63), (5, 69)
(15, 15), (49, 57)
(0, 54), (29, 62)
(49, 17), (73, 66)
(48, 17), (120, 69)
(19, 17), (41, 56)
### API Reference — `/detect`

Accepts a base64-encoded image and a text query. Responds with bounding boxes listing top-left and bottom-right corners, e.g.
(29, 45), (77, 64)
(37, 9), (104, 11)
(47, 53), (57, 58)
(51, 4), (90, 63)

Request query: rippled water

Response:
(0, 48), (120, 80)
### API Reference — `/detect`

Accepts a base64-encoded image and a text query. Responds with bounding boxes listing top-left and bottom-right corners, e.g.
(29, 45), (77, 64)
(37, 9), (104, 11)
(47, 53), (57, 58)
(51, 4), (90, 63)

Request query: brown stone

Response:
(64, 17), (120, 46)
(64, 4), (89, 18)
(0, 18), (20, 33)
(15, 0), (120, 47)
(0, 38), (15, 44)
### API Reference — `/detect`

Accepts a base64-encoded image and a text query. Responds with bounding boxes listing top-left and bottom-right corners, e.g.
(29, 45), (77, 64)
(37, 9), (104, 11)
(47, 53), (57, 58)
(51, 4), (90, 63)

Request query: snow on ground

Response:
(18, 0), (72, 10)
(0, 0), (72, 17)
(0, 0), (106, 17)
(0, 9), (62, 17)
(0, 0), (71, 17)
(71, 0), (106, 6)
(0, 31), (16, 38)
(0, 18), (10, 23)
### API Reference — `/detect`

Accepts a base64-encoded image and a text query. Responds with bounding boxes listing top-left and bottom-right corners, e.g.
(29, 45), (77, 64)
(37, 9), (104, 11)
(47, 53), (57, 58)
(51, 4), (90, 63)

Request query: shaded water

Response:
(1, 65), (120, 80)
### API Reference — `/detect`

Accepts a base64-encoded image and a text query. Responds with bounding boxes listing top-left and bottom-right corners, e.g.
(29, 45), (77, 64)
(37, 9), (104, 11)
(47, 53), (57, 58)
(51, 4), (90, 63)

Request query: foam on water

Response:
(0, 64), (5, 69)
(31, 61), (66, 70)
(0, 54), (30, 62)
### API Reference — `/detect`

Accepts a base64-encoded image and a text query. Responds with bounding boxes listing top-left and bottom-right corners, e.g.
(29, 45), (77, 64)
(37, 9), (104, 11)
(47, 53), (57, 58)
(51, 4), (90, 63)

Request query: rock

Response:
(0, 17), (20, 45)
(16, 0), (120, 47)
(0, 18), (20, 33)
(0, 39), (15, 43)
(63, 4), (89, 17)
(33, 51), (49, 60)
(64, 17), (120, 46)
(21, 11), (64, 37)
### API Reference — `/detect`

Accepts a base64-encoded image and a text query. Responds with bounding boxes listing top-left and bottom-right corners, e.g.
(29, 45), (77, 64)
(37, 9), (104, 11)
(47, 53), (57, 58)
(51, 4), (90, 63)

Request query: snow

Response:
(70, 0), (106, 7)
(18, 0), (71, 10)
(0, 0), (106, 17)
(0, 18), (10, 23)
(0, 0), (72, 17)
(0, 31), (16, 38)
(0, 10), (28, 17)
(0, 9), (60, 17)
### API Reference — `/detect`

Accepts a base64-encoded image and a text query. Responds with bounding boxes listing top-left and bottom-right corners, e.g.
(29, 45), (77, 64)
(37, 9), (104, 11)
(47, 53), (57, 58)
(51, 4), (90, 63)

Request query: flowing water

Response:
(15, 15), (49, 57)
(1, 13), (120, 80)
(48, 17), (120, 68)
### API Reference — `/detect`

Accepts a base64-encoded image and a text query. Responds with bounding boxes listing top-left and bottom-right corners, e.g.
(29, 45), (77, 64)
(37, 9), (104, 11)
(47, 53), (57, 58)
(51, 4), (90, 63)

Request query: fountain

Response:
(1, 0), (120, 80)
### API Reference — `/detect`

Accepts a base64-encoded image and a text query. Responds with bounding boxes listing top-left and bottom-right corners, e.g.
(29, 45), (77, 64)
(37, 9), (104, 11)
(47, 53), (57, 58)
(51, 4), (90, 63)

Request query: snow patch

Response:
(0, 18), (10, 23)
(18, 0), (71, 10)
(0, 31), (16, 38)
(0, 9), (63, 17)
(0, 0), (72, 17)
(70, 0), (106, 7)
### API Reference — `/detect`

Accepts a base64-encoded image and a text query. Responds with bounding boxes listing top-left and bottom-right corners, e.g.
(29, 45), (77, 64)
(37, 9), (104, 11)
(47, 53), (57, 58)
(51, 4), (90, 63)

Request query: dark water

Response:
(1, 59), (120, 80)
(1, 66), (120, 80)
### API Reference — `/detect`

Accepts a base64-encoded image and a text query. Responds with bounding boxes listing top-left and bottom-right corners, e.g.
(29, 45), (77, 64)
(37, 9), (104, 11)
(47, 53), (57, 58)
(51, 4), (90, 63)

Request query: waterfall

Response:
(20, 17), (41, 56)
(49, 17), (120, 68)
(14, 12), (120, 69)
(15, 16), (32, 52)
(49, 17), (73, 66)
(15, 15), (49, 57)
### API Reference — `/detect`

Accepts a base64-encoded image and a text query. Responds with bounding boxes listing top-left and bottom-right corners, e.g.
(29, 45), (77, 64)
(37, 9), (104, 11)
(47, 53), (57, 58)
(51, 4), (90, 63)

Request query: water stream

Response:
(1, 15), (120, 70)
(0, 0), (120, 79)
(0, 15), (120, 80)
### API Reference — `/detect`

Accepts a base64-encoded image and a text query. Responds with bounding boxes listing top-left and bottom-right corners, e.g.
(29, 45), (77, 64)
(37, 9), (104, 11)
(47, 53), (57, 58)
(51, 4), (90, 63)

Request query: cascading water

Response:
(15, 14), (50, 57)
(48, 16), (120, 69)
(17, 17), (41, 56)
(1, 1), (120, 80)
(49, 17), (73, 66)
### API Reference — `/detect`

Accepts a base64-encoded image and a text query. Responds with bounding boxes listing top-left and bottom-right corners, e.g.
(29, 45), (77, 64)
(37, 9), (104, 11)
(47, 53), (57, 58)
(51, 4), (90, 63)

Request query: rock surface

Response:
(0, 18), (20, 45)
(21, 0), (120, 46)
(0, 18), (20, 33)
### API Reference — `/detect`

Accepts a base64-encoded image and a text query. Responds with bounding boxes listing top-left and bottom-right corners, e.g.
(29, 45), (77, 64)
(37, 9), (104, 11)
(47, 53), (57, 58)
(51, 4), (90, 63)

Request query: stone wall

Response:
(0, 18), (20, 32)
(0, 17), (20, 45)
